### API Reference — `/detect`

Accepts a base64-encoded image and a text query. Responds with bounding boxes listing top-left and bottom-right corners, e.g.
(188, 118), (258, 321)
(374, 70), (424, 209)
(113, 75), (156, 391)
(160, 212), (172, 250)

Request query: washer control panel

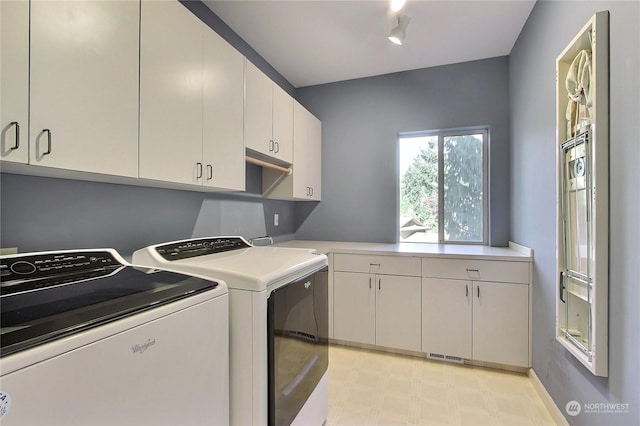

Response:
(1, 251), (122, 296)
(155, 237), (251, 261)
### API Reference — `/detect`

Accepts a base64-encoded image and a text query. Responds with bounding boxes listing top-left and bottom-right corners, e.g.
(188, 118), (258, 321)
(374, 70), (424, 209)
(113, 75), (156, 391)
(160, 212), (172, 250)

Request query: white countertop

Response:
(274, 240), (532, 262)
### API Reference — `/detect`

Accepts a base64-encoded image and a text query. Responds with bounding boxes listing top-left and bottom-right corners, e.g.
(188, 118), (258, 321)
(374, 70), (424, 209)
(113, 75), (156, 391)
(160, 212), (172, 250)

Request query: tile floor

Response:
(326, 345), (557, 426)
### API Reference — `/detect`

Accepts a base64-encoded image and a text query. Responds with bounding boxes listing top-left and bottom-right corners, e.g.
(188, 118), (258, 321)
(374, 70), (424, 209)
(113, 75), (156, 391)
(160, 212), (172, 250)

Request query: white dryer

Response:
(133, 236), (329, 426)
(0, 249), (229, 426)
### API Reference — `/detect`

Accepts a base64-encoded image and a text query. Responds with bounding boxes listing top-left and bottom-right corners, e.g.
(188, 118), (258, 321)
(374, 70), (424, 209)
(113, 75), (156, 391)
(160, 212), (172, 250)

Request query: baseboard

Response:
(529, 369), (569, 426)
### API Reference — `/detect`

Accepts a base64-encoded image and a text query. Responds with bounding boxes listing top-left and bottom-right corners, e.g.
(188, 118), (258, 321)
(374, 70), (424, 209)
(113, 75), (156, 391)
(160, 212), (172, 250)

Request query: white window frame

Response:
(397, 127), (489, 245)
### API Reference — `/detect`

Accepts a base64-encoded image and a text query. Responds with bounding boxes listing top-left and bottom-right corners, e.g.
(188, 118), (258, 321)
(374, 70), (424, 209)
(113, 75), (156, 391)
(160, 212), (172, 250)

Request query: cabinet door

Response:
(473, 281), (529, 367)
(245, 62), (273, 157)
(271, 84), (293, 164)
(203, 30), (245, 191)
(292, 102), (321, 200)
(139, 0), (203, 185)
(333, 272), (375, 345)
(422, 278), (472, 359)
(376, 275), (421, 352)
(29, 0), (139, 177)
(1, 0), (29, 164)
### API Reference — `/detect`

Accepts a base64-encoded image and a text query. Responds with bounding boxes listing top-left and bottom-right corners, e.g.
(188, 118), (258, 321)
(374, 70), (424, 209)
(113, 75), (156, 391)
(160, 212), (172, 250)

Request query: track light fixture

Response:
(388, 14), (411, 45)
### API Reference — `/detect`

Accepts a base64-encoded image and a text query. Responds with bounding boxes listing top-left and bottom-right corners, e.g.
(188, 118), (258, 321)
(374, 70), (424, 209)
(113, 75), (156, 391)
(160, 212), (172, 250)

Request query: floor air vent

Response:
(427, 353), (464, 364)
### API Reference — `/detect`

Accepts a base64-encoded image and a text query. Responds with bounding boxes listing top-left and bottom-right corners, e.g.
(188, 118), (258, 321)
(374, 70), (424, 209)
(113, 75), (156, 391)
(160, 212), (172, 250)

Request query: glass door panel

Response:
(560, 131), (592, 358)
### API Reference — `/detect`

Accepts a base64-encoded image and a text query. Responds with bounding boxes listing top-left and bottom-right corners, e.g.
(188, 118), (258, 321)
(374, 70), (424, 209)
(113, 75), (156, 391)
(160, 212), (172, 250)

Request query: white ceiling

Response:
(203, 0), (536, 88)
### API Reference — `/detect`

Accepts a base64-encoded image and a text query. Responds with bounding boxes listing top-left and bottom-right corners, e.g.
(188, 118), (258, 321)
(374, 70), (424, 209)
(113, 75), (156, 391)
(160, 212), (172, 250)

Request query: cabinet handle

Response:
(309, 187), (313, 197)
(269, 140), (274, 152)
(559, 272), (566, 303)
(274, 141), (280, 153)
(466, 268), (479, 273)
(196, 162), (203, 179)
(42, 129), (52, 155)
(207, 164), (213, 181)
(477, 285), (480, 298)
(9, 121), (20, 150)
(369, 277), (372, 289)
(378, 278), (381, 290)
(466, 284), (469, 297)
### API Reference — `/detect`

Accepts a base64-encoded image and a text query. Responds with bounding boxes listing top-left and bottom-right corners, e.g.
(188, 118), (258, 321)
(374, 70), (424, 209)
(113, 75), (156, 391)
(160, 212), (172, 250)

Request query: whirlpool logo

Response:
(131, 338), (156, 355)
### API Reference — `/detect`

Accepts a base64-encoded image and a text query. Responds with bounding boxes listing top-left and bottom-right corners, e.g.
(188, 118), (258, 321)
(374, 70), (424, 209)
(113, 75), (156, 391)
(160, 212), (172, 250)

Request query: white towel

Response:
(565, 49), (592, 137)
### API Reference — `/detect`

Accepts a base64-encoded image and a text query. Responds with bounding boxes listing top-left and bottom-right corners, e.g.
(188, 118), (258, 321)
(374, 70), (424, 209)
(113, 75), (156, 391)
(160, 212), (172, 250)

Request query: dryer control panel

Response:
(155, 237), (251, 261)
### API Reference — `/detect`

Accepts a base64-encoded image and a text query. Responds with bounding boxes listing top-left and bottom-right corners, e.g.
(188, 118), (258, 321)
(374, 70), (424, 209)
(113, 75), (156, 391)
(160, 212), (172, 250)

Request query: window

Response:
(398, 129), (488, 244)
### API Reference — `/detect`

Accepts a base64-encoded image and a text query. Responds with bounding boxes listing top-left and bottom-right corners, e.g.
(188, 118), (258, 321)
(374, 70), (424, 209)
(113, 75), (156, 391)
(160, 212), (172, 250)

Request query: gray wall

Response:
(0, 169), (296, 257)
(181, 0), (295, 96)
(510, 1), (639, 425)
(295, 57), (511, 245)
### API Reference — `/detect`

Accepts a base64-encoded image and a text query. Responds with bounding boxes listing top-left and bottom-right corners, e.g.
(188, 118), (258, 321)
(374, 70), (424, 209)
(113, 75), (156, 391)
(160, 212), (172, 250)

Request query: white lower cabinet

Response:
(422, 258), (530, 368)
(334, 271), (421, 352)
(376, 274), (422, 351)
(422, 278), (472, 359)
(333, 272), (375, 345)
(422, 278), (529, 367)
(333, 254), (422, 353)
(473, 280), (529, 367)
(331, 252), (531, 369)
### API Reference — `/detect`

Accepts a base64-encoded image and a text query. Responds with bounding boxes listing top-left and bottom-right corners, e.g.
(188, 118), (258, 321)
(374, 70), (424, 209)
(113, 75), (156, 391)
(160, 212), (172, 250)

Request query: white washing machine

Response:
(132, 236), (329, 426)
(0, 249), (229, 426)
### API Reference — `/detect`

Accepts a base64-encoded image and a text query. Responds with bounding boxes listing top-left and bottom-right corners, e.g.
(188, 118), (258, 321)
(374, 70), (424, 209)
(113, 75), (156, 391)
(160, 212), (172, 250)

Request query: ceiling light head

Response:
(390, 0), (406, 13)
(388, 14), (411, 45)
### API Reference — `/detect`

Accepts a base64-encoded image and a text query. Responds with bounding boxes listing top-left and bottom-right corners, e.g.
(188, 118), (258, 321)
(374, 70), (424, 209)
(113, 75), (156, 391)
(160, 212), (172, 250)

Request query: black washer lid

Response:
(1, 250), (220, 358)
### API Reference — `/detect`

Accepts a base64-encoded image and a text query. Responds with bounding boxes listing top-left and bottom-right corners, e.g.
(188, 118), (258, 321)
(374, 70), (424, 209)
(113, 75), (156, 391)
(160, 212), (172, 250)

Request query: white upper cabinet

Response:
(262, 101), (322, 201)
(292, 102), (321, 200)
(245, 61), (293, 164)
(29, 0), (139, 177)
(203, 28), (245, 191)
(0, 0), (29, 164)
(139, 0), (204, 186)
(140, 0), (245, 191)
(271, 84), (293, 163)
